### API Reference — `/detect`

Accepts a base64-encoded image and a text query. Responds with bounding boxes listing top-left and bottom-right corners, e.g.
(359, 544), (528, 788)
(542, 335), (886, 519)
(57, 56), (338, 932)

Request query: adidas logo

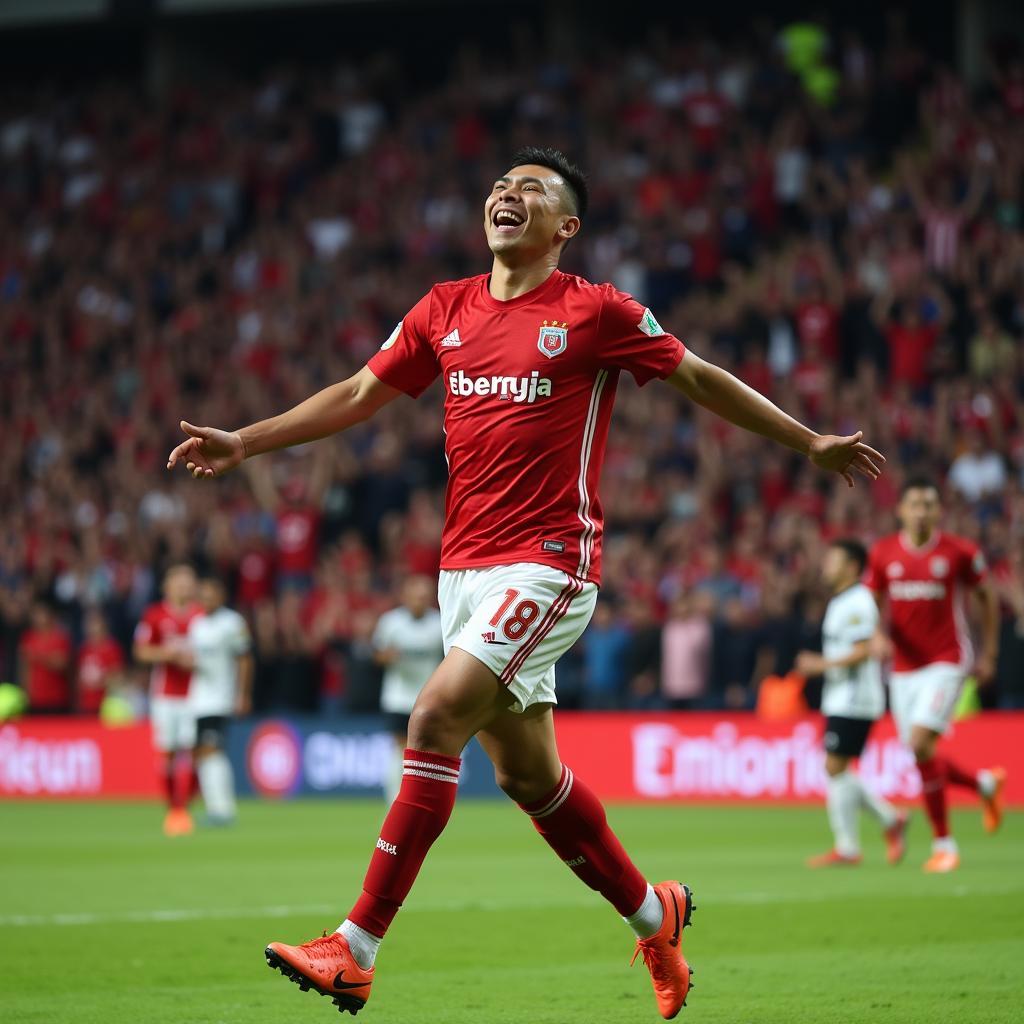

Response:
(440, 328), (462, 347)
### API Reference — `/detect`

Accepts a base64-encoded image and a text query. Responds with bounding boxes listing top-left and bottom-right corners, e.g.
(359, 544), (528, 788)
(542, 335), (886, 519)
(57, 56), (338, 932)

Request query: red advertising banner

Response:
(0, 719), (159, 798)
(553, 712), (1024, 805)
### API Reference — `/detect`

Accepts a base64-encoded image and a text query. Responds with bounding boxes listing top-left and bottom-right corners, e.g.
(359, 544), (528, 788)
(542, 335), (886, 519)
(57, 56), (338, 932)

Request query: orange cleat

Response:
(884, 811), (910, 866)
(806, 849), (862, 868)
(631, 881), (695, 1020)
(163, 808), (193, 837)
(265, 931), (373, 1016)
(981, 767), (1006, 834)
(922, 850), (960, 873)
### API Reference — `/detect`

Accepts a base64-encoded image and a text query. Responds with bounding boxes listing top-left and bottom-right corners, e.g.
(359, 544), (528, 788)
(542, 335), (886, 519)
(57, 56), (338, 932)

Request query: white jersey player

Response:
(372, 576), (444, 803)
(797, 539), (908, 867)
(187, 577), (253, 824)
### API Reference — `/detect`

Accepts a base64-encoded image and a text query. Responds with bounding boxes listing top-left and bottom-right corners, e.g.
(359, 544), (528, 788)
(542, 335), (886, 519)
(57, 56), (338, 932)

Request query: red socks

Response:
(941, 757), (978, 791)
(519, 765), (647, 917)
(918, 757), (950, 839)
(348, 749), (461, 937)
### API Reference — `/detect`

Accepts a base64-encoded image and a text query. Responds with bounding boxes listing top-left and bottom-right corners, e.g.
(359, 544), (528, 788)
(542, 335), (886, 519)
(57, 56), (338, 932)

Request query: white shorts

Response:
(150, 696), (197, 752)
(889, 663), (965, 743)
(438, 563), (598, 713)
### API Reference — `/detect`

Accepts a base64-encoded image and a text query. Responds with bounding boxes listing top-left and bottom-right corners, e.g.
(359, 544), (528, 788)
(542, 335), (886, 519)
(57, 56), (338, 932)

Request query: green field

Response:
(1, 800), (1021, 1024)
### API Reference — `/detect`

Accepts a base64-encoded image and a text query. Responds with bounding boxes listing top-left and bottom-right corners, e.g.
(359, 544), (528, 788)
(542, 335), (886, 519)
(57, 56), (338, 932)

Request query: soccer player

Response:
(866, 477), (1005, 872)
(797, 539), (908, 868)
(168, 147), (883, 1019)
(372, 575), (445, 804)
(133, 564), (202, 837)
(187, 576), (253, 825)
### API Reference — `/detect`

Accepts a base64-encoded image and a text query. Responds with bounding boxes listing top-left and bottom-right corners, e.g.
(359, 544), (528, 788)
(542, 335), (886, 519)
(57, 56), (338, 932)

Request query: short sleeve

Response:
(371, 613), (392, 651)
(367, 292), (439, 398)
(864, 547), (885, 593)
(134, 612), (157, 646)
(230, 615), (252, 655)
(596, 287), (686, 386)
(843, 592), (878, 643)
(960, 543), (987, 586)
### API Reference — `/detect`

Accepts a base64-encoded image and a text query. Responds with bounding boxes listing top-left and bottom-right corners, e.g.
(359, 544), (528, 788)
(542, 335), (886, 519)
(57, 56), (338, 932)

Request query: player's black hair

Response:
(830, 537), (868, 575)
(508, 146), (589, 219)
(900, 474), (940, 498)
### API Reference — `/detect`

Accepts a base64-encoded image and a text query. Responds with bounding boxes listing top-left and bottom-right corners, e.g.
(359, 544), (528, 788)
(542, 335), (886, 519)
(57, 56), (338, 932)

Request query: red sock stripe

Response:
(500, 576), (583, 684)
(526, 766), (575, 818)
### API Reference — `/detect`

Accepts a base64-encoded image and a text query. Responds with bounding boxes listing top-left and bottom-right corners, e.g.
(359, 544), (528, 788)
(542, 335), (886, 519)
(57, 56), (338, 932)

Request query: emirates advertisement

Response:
(1, 713), (1022, 804)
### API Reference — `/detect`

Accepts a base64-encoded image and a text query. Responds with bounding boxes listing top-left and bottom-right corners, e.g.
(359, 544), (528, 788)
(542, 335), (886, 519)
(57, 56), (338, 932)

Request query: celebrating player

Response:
(168, 147), (883, 1018)
(372, 575), (445, 805)
(133, 564), (202, 837)
(187, 576), (253, 826)
(866, 477), (1005, 872)
(797, 539), (908, 868)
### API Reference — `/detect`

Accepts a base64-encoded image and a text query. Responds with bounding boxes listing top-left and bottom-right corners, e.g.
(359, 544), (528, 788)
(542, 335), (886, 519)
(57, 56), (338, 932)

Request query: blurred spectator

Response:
(76, 609), (125, 714)
(581, 600), (631, 709)
(19, 601), (72, 713)
(660, 592), (714, 709)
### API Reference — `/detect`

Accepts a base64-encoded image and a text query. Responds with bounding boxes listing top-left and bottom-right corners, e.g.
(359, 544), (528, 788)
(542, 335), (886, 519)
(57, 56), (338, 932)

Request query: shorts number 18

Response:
(489, 588), (540, 641)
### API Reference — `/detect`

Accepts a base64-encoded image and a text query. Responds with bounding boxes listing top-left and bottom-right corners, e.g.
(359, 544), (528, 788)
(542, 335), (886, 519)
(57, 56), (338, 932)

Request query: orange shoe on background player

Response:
(806, 849), (862, 868)
(265, 931), (373, 1015)
(631, 881), (695, 1020)
(981, 767), (1006, 834)
(162, 808), (193, 837)
(884, 811), (910, 865)
(922, 848), (960, 873)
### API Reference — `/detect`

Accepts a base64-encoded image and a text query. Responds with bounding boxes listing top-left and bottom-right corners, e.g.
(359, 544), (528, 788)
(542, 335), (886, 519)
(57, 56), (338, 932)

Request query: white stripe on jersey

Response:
(575, 370), (609, 579)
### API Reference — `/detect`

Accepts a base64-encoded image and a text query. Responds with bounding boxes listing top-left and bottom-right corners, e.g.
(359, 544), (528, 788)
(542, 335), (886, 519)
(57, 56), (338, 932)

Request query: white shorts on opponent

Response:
(439, 563), (598, 713)
(890, 662), (965, 743)
(150, 696), (197, 752)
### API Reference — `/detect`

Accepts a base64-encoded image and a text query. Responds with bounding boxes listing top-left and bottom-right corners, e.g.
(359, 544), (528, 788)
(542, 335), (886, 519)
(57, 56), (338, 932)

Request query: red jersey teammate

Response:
(867, 477), (1005, 872)
(167, 147), (884, 1019)
(133, 564), (203, 837)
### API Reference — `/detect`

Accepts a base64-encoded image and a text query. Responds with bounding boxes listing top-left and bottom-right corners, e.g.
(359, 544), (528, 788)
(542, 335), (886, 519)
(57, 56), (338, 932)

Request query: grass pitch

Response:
(1, 799), (1021, 1023)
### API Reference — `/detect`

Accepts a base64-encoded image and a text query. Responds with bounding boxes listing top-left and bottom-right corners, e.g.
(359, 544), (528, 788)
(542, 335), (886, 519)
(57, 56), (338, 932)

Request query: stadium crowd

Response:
(2, 13), (1024, 716)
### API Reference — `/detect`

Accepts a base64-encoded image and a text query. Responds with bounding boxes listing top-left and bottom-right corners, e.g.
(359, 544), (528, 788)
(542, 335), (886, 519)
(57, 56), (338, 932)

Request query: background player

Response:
(168, 147), (883, 1020)
(797, 539), (907, 868)
(187, 576), (253, 826)
(372, 575), (444, 804)
(133, 565), (202, 837)
(867, 477), (1005, 872)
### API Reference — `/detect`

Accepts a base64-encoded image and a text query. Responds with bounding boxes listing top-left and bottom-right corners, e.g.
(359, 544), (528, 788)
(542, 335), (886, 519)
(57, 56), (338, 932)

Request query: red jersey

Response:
(368, 271), (686, 584)
(275, 507), (320, 574)
(133, 601), (202, 698)
(20, 627), (72, 710)
(866, 531), (987, 672)
(77, 637), (125, 713)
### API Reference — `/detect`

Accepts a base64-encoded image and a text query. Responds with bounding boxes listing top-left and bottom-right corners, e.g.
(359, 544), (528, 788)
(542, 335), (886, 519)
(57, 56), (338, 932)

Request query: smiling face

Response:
(484, 163), (580, 263)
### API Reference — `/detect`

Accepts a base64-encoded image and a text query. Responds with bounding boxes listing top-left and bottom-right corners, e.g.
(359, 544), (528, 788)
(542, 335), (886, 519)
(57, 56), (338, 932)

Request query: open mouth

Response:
(492, 207), (526, 234)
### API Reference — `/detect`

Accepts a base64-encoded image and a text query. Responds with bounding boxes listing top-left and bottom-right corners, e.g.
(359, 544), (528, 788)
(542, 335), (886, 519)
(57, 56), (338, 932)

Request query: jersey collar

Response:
(898, 530), (941, 556)
(479, 268), (565, 311)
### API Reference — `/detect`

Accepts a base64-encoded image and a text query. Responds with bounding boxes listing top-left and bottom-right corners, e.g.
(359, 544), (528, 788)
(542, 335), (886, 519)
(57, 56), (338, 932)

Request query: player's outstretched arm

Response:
(166, 365), (401, 479)
(666, 351), (884, 488)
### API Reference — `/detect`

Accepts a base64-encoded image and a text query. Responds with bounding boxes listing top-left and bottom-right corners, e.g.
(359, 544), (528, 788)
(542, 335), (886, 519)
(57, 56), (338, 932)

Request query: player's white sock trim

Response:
(623, 883), (663, 939)
(337, 920), (381, 969)
(932, 836), (958, 855)
(977, 769), (996, 798)
(826, 772), (861, 857)
(853, 772), (898, 828)
(197, 751), (236, 820)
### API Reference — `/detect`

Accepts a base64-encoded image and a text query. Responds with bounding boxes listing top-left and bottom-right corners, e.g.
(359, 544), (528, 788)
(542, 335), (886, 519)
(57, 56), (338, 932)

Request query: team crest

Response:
(930, 556), (949, 578)
(538, 320), (568, 358)
(887, 562), (904, 578)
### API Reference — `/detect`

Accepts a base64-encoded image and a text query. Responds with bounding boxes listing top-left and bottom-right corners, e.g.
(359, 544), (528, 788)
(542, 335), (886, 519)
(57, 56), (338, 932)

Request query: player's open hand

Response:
(166, 421), (245, 479)
(808, 431), (885, 488)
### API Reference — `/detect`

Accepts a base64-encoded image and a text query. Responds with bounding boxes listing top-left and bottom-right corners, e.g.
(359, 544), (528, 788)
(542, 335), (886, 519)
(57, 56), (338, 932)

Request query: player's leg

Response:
(477, 703), (695, 1019)
(194, 716), (236, 825)
(932, 753), (1005, 833)
(809, 747), (861, 865)
(265, 646), (512, 1012)
(151, 697), (190, 835)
